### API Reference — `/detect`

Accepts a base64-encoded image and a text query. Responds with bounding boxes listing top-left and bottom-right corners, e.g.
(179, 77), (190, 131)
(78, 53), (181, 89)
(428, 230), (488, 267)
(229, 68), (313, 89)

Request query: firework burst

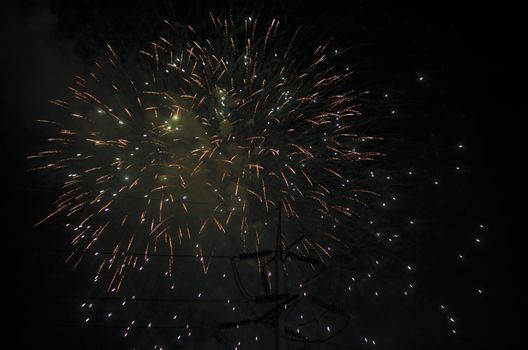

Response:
(30, 14), (383, 291)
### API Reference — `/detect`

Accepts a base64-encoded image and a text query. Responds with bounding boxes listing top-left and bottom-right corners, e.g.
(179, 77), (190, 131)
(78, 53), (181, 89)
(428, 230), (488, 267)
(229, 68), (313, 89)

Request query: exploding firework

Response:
(30, 14), (386, 295)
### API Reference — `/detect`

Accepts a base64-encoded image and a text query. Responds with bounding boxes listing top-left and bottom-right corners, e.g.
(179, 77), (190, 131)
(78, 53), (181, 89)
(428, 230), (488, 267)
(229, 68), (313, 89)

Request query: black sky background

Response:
(2, 1), (523, 349)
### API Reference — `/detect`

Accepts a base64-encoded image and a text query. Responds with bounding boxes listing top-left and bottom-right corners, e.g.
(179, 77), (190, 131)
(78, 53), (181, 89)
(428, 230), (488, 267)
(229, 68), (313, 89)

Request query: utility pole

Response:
(220, 203), (339, 348)
(275, 203), (285, 350)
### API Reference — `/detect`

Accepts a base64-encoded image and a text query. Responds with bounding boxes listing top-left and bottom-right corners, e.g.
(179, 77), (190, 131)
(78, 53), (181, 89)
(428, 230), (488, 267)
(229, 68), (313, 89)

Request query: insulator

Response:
(311, 296), (344, 315)
(285, 327), (306, 339)
(286, 251), (320, 265)
(255, 293), (289, 304)
(239, 249), (272, 259)
(218, 318), (251, 329)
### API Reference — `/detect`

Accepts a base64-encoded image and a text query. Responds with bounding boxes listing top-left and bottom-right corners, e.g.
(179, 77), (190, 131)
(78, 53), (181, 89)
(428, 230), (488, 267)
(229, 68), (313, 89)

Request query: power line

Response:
(48, 249), (237, 258)
(54, 323), (208, 329)
(53, 295), (249, 303)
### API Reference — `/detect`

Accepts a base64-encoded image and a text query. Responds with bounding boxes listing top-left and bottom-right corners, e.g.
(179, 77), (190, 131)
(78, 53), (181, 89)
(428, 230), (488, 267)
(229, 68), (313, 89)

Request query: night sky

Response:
(2, 1), (522, 349)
